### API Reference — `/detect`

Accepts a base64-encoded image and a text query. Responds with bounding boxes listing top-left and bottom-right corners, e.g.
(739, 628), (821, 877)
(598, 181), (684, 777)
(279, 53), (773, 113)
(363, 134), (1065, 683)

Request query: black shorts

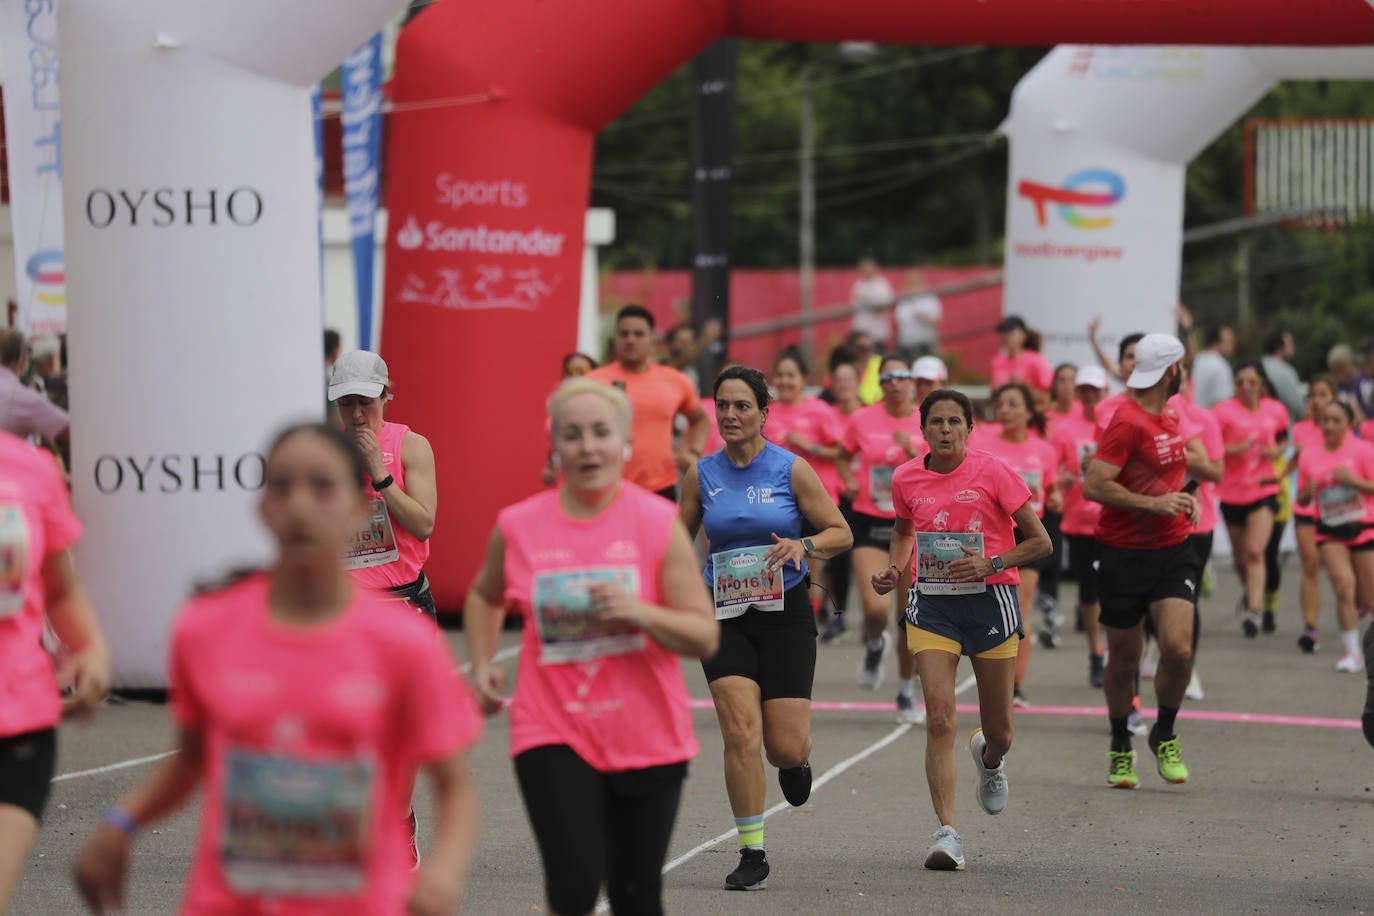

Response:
(849, 509), (895, 551)
(656, 485), (678, 503)
(1066, 534), (1100, 606)
(1012, 524), (1058, 577)
(1317, 521), (1374, 550)
(904, 582), (1024, 656)
(0, 728), (57, 821)
(1294, 515), (1316, 528)
(384, 570), (437, 620)
(1097, 540), (1201, 629)
(1220, 495), (1279, 528)
(1188, 531), (1215, 570)
(702, 581), (818, 700)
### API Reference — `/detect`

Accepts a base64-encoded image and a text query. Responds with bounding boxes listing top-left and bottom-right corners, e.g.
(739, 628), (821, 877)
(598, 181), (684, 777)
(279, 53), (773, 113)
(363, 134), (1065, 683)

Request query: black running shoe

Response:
(1089, 653), (1105, 688)
(1262, 610), (1277, 634)
(778, 761), (812, 806)
(725, 848), (769, 891)
(1298, 628), (1319, 654)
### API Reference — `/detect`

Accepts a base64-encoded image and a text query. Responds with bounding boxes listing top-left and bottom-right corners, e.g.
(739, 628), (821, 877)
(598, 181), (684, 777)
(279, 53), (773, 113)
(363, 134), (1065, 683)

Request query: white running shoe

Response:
(923, 825), (965, 871)
(857, 631), (890, 690)
(1337, 652), (1364, 673)
(1185, 669), (1204, 700)
(895, 692), (926, 725)
(968, 729), (1008, 815)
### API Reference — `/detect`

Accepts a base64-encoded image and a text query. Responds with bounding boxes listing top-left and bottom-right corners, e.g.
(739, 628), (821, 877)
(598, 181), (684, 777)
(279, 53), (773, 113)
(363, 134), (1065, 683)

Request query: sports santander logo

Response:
(1017, 168), (1126, 230)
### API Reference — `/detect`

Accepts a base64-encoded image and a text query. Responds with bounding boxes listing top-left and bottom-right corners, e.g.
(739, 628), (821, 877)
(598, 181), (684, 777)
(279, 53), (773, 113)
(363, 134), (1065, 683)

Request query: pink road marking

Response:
(687, 698), (1360, 730)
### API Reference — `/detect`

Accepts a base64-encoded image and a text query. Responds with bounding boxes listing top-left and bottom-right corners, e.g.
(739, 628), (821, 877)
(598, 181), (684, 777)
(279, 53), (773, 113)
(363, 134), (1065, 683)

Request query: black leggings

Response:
(1265, 517), (1286, 594)
(515, 745), (686, 916)
(1036, 509), (1064, 592)
(827, 498), (856, 614)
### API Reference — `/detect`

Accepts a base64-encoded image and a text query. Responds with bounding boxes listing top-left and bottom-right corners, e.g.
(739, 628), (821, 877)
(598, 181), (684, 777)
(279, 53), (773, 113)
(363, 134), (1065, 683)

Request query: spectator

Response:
(894, 270), (942, 361)
(1191, 324), (1235, 409)
(1260, 331), (1304, 422)
(850, 257), (895, 350)
(663, 320), (723, 392)
(1356, 339), (1374, 420)
(844, 330), (884, 406)
(991, 316), (1054, 392)
(1328, 343), (1365, 420)
(0, 329), (68, 441)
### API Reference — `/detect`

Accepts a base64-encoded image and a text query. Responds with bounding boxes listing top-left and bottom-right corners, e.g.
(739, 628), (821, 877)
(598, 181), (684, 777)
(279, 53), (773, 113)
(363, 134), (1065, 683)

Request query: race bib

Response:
(0, 506), (28, 619)
(343, 498), (399, 571)
(915, 532), (986, 595)
(1019, 469), (1044, 513)
(1319, 484), (1366, 527)
(220, 748), (374, 897)
(711, 546), (784, 620)
(870, 465), (896, 513)
(532, 567), (646, 664)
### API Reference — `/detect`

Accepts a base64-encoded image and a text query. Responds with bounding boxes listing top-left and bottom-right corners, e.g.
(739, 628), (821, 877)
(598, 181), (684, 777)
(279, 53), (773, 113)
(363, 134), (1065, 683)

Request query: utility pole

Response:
(798, 64), (816, 361)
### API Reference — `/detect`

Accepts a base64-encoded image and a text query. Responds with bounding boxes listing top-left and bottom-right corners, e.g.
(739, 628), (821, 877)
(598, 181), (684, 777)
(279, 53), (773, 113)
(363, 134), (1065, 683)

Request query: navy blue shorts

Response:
(904, 583), (1025, 657)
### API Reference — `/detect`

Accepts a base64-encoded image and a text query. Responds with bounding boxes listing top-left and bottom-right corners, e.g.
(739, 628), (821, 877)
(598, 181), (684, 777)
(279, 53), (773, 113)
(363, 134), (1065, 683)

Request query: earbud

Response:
(623, 444), (633, 461)
(551, 453), (562, 470)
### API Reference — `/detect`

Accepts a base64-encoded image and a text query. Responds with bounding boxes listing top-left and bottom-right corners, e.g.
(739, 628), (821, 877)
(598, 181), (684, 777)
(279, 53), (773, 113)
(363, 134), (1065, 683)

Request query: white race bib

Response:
(869, 465), (896, 513)
(1319, 484), (1366, 527)
(0, 506), (30, 620)
(1019, 469), (1044, 514)
(532, 567), (646, 664)
(343, 498), (399, 571)
(915, 531), (986, 595)
(710, 546), (784, 620)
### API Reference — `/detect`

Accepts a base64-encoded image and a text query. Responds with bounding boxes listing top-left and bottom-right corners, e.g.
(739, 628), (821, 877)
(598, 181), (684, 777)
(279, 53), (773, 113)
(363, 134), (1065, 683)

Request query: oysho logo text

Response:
(92, 453), (266, 494)
(85, 188), (264, 228)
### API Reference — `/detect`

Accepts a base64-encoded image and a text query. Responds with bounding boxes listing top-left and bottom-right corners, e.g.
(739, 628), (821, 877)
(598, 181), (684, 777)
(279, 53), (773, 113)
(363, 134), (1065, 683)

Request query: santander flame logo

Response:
(396, 217), (425, 250)
(1017, 168), (1125, 230)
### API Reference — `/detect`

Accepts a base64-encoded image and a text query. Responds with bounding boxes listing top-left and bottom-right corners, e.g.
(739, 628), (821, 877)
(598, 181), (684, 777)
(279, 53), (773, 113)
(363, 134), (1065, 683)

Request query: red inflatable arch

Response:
(381, 0), (1374, 608)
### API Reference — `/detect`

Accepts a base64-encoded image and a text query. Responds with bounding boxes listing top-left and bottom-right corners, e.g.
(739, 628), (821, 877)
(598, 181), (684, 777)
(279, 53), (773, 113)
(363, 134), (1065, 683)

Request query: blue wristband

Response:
(102, 806), (138, 837)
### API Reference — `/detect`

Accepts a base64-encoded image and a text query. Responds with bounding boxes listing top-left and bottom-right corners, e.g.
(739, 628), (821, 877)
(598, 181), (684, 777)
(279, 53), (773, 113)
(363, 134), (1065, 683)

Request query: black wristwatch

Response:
(989, 555), (1006, 573)
(802, 537), (816, 557)
(373, 473), (395, 491)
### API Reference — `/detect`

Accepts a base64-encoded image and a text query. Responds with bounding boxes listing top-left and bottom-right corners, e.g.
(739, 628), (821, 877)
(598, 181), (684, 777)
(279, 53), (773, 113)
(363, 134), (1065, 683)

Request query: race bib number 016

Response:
(711, 546), (783, 619)
(915, 532), (986, 595)
(532, 567), (646, 664)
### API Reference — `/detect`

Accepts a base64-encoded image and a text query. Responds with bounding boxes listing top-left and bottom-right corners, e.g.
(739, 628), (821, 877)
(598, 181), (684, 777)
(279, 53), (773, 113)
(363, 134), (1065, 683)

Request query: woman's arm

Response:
(593, 519), (717, 659)
(407, 754), (480, 916)
(42, 549), (109, 721)
(790, 459), (853, 560)
(463, 528), (510, 715)
(873, 517), (915, 596)
(378, 431), (438, 541)
(678, 464), (704, 540)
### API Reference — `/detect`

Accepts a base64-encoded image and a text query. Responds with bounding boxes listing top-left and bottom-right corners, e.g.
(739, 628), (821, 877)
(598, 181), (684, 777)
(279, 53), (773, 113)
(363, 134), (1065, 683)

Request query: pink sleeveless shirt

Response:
(498, 483), (698, 772)
(347, 422), (430, 589)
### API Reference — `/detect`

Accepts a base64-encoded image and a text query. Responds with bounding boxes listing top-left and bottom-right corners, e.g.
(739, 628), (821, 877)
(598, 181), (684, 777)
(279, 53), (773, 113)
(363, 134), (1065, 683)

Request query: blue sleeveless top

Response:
(699, 441), (808, 592)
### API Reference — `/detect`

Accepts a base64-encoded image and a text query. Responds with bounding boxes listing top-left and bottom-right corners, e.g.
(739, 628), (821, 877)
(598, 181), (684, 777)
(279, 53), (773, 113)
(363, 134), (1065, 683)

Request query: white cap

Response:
(328, 350), (389, 401)
(912, 355), (948, 382)
(1074, 365), (1109, 390)
(1126, 334), (1186, 389)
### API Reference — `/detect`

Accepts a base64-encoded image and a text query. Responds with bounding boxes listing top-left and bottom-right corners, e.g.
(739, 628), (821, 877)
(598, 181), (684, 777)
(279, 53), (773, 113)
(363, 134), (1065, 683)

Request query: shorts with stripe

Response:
(903, 582), (1024, 657)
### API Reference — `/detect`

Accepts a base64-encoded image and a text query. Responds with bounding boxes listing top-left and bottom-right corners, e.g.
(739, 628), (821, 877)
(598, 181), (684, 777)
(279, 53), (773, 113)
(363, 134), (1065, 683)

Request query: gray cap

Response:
(328, 350), (389, 401)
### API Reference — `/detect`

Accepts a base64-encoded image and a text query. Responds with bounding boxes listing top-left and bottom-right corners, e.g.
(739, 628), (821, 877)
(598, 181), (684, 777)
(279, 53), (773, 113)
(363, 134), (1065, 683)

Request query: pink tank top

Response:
(347, 422), (430, 589)
(498, 484), (698, 772)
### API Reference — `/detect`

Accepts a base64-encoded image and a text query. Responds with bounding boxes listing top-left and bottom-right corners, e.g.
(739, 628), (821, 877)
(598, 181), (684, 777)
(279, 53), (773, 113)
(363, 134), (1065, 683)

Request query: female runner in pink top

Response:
(0, 432), (108, 912)
(873, 388), (1050, 871)
(767, 349), (846, 503)
(1296, 400), (1374, 672)
(328, 351), (439, 617)
(990, 316), (1054, 393)
(981, 382), (1060, 706)
(836, 355), (928, 718)
(464, 378), (717, 916)
(1284, 375), (1338, 652)
(1212, 361), (1290, 636)
(1045, 363), (1081, 427)
(75, 424), (481, 916)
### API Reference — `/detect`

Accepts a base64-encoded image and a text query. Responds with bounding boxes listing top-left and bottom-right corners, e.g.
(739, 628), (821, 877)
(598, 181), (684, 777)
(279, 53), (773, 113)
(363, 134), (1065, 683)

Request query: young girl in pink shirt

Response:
(464, 378), (717, 916)
(75, 424), (482, 916)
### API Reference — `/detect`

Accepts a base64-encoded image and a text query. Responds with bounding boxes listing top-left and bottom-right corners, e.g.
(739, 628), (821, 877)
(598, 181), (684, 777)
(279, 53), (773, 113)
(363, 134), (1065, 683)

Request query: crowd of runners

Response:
(4, 303), (1374, 914)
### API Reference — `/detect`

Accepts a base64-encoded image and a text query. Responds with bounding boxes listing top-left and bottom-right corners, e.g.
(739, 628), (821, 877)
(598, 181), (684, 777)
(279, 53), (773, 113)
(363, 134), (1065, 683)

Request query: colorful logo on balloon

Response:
(26, 249), (65, 306)
(1016, 169), (1126, 230)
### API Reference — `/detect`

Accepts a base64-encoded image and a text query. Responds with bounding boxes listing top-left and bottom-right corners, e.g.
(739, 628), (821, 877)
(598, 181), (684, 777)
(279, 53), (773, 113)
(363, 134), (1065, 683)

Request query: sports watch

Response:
(802, 537), (816, 557)
(989, 555), (1006, 573)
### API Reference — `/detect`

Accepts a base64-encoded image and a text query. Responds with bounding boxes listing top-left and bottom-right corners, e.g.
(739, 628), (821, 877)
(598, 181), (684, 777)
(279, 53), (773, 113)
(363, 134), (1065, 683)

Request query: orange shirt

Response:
(587, 362), (699, 491)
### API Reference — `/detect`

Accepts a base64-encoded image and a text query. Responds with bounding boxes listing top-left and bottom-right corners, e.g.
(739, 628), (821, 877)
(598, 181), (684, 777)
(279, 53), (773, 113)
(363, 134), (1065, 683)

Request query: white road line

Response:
(51, 644), (523, 785)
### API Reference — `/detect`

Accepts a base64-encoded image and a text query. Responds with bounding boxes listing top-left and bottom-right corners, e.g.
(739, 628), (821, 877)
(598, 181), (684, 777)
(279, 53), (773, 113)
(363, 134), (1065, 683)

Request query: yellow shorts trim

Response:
(906, 627), (1019, 660)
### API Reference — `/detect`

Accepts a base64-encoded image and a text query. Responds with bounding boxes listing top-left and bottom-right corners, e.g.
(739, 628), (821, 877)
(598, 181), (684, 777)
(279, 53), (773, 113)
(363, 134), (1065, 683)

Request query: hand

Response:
(947, 544), (991, 582)
(469, 665), (509, 717)
(1260, 445), (1283, 462)
(1334, 465), (1356, 486)
(871, 565), (900, 596)
(353, 428), (386, 481)
(1087, 315), (1101, 338)
(73, 826), (130, 914)
(840, 476), (859, 501)
(407, 864), (462, 916)
(1046, 487), (1064, 515)
(893, 429), (912, 451)
(1174, 302), (1194, 331)
(59, 647), (110, 723)
(589, 581), (643, 627)
(764, 533), (806, 577)
(1153, 492), (1198, 521)
(1297, 483), (1314, 506)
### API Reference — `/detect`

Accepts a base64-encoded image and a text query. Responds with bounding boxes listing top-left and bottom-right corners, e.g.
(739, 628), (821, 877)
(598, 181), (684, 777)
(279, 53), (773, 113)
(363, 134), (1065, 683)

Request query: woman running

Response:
(680, 365), (851, 891)
(820, 354), (866, 642)
(328, 350), (439, 618)
(0, 431), (109, 912)
(836, 355), (928, 721)
(990, 316), (1054, 393)
(980, 382), (1061, 706)
(1046, 363), (1080, 425)
(874, 389), (1051, 871)
(1212, 361), (1289, 637)
(1296, 400), (1374, 672)
(464, 378), (717, 916)
(74, 423), (481, 916)
(1287, 376), (1337, 652)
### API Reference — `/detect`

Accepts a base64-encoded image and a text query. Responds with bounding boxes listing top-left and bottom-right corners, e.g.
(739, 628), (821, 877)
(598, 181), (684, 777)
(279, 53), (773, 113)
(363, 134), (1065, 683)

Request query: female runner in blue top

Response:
(679, 365), (851, 893)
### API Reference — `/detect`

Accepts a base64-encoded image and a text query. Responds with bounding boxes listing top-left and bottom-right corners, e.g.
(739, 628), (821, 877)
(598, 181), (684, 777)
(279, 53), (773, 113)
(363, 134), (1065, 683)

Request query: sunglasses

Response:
(879, 371), (913, 383)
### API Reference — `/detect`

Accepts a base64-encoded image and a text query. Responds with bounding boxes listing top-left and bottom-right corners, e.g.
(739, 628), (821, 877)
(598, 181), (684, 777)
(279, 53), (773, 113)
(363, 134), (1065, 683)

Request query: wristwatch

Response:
(802, 537), (816, 557)
(989, 555), (1006, 573)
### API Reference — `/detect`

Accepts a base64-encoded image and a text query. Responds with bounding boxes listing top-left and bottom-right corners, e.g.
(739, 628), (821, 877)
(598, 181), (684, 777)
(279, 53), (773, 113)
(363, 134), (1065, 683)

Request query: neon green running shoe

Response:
(1148, 733), (1189, 784)
(1106, 750), (1138, 789)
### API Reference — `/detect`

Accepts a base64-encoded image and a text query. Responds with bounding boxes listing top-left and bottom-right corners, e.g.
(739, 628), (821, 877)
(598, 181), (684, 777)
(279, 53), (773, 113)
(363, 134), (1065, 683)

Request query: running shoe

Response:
(1147, 728), (1189, 784)
(1201, 565), (1214, 597)
(1037, 618), (1061, 649)
(1012, 685), (1030, 708)
(1241, 609), (1261, 639)
(896, 692), (926, 725)
(1262, 610), (1277, 634)
(1088, 653), (1105, 688)
(1185, 668), (1205, 701)
(968, 729), (1008, 815)
(725, 848), (769, 891)
(923, 825), (965, 871)
(1336, 652), (1364, 673)
(1362, 624), (1374, 747)
(856, 631), (889, 690)
(405, 809), (421, 871)
(1297, 628), (1320, 654)
(1106, 750), (1139, 789)
(820, 614), (848, 644)
(1127, 709), (1149, 736)
(778, 762), (812, 807)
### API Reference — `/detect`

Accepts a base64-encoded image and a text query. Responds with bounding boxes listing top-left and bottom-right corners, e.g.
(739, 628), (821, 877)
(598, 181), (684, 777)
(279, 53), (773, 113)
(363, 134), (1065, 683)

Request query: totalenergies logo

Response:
(26, 250), (65, 306)
(1017, 169), (1125, 230)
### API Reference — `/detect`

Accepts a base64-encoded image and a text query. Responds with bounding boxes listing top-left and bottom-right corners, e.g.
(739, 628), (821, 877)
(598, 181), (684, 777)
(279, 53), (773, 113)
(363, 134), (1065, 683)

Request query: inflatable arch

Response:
(383, 1), (1374, 608)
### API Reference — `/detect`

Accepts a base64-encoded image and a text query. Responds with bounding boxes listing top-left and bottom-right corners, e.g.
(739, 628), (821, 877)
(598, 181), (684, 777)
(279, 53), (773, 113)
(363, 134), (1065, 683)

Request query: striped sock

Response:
(735, 814), (764, 849)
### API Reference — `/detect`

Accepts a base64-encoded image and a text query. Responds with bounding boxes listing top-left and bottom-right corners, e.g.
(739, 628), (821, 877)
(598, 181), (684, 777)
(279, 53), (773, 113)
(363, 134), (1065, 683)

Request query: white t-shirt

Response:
(851, 275), (895, 344)
(895, 293), (942, 348)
